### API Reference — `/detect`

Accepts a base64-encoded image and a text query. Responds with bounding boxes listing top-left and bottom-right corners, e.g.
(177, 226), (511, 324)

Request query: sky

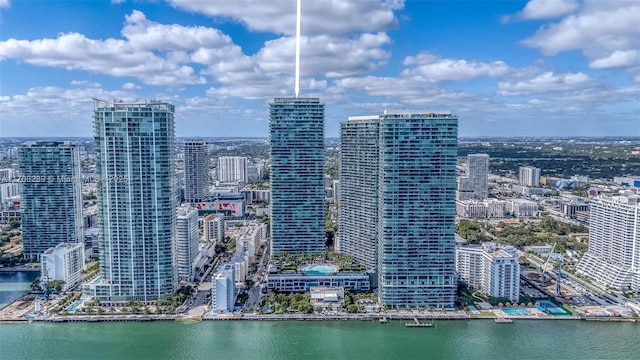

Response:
(0, 0), (638, 138)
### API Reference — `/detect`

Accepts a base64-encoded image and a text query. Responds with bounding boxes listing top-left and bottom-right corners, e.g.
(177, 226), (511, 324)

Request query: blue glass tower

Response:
(89, 99), (177, 302)
(339, 116), (380, 272)
(18, 141), (83, 260)
(377, 112), (458, 309)
(269, 98), (325, 255)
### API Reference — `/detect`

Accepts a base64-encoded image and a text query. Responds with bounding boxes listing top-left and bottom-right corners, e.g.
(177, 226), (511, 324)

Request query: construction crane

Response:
(540, 243), (557, 282)
(547, 253), (564, 296)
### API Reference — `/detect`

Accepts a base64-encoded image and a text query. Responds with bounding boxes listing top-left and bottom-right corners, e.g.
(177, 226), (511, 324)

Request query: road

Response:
(525, 253), (623, 305)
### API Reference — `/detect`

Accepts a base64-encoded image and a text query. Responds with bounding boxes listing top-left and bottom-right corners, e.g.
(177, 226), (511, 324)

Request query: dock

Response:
(405, 318), (434, 328)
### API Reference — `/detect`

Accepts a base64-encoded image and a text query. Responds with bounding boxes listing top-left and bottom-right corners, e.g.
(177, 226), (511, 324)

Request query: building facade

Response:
(377, 112), (458, 308)
(18, 141), (83, 259)
(211, 264), (235, 313)
(457, 153), (489, 200)
(269, 98), (325, 255)
(176, 205), (199, 283)
(203, 213), (225, 242)
(91, 99), (177, 302)
(217, 156), (248, 184)
(577, 195), (640, 290)
(519, 166), (541, 187)
(41, 242), (85, 292)
(456, 243), (519, 303)
(184, 141), (209, 204)
(338, 116), (380, 272)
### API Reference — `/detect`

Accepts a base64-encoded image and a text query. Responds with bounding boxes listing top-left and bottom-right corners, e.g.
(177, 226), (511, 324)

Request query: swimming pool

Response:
(302, 264), (338, 275)
(66, 300), (82, 314)
(502, 308), (529, 315)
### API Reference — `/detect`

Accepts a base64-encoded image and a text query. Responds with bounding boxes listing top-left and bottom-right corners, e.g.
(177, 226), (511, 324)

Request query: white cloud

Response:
(122, 82), (141, 90)
(0, 0), (9, 9)
(401, 52), (509, 82)
(257, 33), (391, 78)
(522, 0), (640, 80)
(111, 0), (125, 4)
(519, 0), (579, 20)
(168, 0), (402, 36)
(498, 70), (596, 96)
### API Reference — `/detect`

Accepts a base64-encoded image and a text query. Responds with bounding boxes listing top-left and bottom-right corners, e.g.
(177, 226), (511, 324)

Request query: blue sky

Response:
(0, 0), (638, 137)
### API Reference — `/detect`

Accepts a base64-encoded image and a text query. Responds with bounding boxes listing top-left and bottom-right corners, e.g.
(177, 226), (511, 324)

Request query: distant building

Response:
(176, 206), (199, 283)
(41, 243), (85, 292)
(217, 156), (248, 184)
(211, 264), (235, 313)
(561, 198), (589, 219)
(613, 176), (640, 188)
(457, 154), (489, 200)
(456, 243), (519, 303)
(18, 141), (83, 260)
(506, 199), (539, 218)
(577, 195), (640, 290)
(184, 141), (209, 204)
(203, 213), (225, 242)
(456, 199), (506, 219)
(0, 183), (19, 208)
(519, 166), (541, 187)
(269, 98), (325, 255)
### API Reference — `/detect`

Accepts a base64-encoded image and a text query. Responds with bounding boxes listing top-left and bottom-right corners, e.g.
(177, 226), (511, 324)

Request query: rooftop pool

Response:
(302, 264), (338, 276)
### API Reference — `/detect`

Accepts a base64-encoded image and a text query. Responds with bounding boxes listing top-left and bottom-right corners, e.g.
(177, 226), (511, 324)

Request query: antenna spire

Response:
(295, 0), (301, 98)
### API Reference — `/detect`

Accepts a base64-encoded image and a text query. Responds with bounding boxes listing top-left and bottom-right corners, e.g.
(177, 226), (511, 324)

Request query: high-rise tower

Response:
(577, 194), (640, 290)
(18, 141), (83, 259)
(457, 153), (489, 200)
(269, 98), (325, 255)
(88, 99), (177, 302)
(338, 116), (380, 272)
(184, 141), (209, 204)
(376, 111), (458, 308)
(217, 156), (248, 184)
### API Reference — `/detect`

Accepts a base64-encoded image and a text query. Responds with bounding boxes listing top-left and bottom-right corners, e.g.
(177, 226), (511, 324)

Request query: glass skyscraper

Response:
(338, 116), (380, 272)
(377, 111), (458, 309)
(269, 97), (325, 255)
(90, 99), (177, 302)
(184, 141), (209, 204)
(18, 141), (83, 260)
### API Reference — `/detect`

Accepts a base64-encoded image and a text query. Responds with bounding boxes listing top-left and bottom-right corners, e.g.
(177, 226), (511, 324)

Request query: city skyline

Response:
(1, 0), (638, 138)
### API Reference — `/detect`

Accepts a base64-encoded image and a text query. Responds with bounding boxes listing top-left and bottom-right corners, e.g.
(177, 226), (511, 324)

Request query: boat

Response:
(379, 317), (388, 324)
(494, 317), (513, 324)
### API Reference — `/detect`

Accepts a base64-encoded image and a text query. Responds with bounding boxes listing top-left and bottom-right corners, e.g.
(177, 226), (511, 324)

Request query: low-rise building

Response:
(41, 243), (85, 292)
(506, 199), (539, 218)
(456, 243), (519, 303)
(211, 264), (235, 313)
(204, 213), (225, 242)
(266, 271), (370, 293)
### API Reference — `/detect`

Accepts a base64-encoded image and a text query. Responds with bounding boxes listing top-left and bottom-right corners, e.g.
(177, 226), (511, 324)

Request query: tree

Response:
(30, 277), (42, 292)
(48, 280), (66, 293)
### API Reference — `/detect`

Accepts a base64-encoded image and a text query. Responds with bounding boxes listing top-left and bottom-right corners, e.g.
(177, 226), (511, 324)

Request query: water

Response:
(303, 264), (338, 275)
(0, 320), (638, 359)
(0, 271), (39, 308)
(502, 308), (529, 315)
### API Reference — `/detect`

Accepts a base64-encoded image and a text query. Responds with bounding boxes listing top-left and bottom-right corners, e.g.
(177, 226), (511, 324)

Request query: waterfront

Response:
(1, 320), (639, 359)
(0, 271), (38, 309)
